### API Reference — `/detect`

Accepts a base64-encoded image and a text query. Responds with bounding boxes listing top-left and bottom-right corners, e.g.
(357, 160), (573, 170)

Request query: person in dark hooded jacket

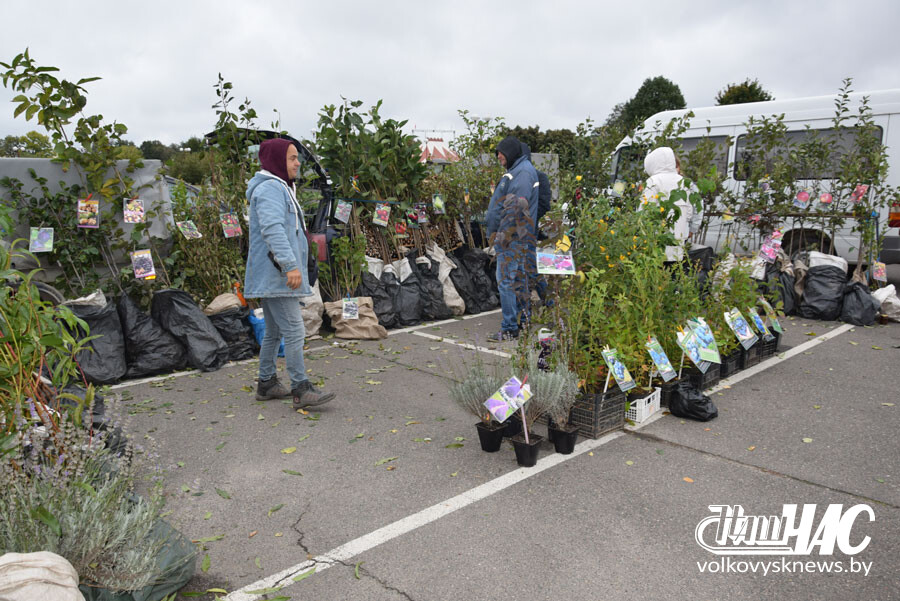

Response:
(485, 136), (538, 340)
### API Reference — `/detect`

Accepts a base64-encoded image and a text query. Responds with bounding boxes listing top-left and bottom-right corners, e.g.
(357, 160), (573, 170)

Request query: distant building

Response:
(418, 137), (460, 164)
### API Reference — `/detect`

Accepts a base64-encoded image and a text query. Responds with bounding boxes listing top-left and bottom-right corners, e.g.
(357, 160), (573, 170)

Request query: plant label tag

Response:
(850, 184), (868, 203)
(220, 212), (242, 238)
(758, 296), (784, 334)
(601, 347), (636, 393)
(342, 298), (359, 320)
(373, 203), (390, 227)
(688, 317), (721, 363)
(131, 249), (156, 279)
(416, 203), (429, 224)
(432, 193), (446, 215)
(77, 197), (99, 228)
(677, 327), (711, 373)
(334, 200), (352, 224)
(873, 261), (887, 283)
(29, 227), (54, 252)
(819, 192), (833, 204)
(645, 336), (677, 382)
(793, 190), (810, 209)
(124, 197), (145, 223)
(176, 220), (202, 239)
(536, 249), (576, 275)
(747, 307), (774, 341)
(724, 308), (759, 350)
(484, 376), (532, 423)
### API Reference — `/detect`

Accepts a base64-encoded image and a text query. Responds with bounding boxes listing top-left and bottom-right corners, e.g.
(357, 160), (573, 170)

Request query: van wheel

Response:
(783, 231), (832, 258)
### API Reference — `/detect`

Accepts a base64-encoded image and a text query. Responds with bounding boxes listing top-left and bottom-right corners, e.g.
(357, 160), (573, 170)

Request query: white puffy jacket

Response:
(641, 147), (703, 261)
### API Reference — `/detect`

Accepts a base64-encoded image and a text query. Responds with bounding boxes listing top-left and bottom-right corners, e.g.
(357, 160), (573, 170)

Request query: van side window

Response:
(734, 126), (883, 181)
(613, 136), (729, 184)
(680, 136), (729, 177)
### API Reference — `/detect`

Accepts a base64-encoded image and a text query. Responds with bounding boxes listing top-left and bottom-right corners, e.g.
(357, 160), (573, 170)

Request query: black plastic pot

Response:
(550, 424), (579, 454)
(511, 433), (544, 467)
(502, 414), (523, 438)
(476, 421), (505, 453)
(659, 380), (678, 408)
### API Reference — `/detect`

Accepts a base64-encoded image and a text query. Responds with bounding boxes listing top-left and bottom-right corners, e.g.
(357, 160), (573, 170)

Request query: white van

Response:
(610, 90), (900, 265)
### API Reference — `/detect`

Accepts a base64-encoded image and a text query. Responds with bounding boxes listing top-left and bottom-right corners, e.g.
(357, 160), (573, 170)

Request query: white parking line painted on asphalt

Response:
(387, 308), (502, 336)
(412, 331), (513, 358)
(223, 431), (624, 601)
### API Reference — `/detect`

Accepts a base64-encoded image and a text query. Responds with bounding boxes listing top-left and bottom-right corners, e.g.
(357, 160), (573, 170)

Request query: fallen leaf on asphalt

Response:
(386, 465), (396, 471)
(656, 449), (665, 455)
(215, 442), (226, 451)
(177, 461), (185, 468)
(293, 567), (316, 582)
(683, 477), (694, 483)
(454, 436), (465, 442)
(405, 420), (420, 426)
(625, 460), (634, 466)
(355, 433), (365, 438)
(281, 447), (297, 454)
(181, 484), (190, 493)
(355, 561), (364, 579)
(192, 534), (224, 543)
(255, 557), (262, 569)
(297, 408), (309, 415)
(201, 554), (210, 573)
(215, 488), (231, 500)
(806, 332), (817, 336)
(365, 380), (382, 385)
(412, 437), (431, 443)
(802, 437), (813, 443)
(241, 385), (253, 393)
(206, 589), (228, 595)
(257, 414), (265, 420)
(849, 341), (859, 345)
(375, 457), (398, 466)
(282, 469), (303, 476)
(249, 530), (257, 538)
(747, 446), (756, 451)
(883, 403), (895, 407)
(704, 428), (711, 431)
(246, 586), (283, 595)
(872, 346), (882, 350)
(297, 434), (310, 442)
(445, 443), (464, 449)
(450, 472), (458, 477)
(274, 532), (283, 537)
(875, 478), (886, 483)
(268, 504), (284, 517)
(813, 405), (821, 409)
(389, 429), (398, 433)
(588, 451), (594, 456)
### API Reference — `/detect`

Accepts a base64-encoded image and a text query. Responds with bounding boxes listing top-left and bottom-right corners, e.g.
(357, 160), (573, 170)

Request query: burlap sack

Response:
(324, 296), (388, 340)
(0, 551), (85, 601)
(203, 292), (242, 315)
(302, 281), (325, 337)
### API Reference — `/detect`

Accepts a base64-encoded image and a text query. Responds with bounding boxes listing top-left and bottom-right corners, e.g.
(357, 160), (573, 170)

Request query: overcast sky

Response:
(1, 0), (898, 147)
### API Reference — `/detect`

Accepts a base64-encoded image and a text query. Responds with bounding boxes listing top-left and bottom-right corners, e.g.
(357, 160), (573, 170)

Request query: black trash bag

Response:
(689, 246), (716, 293)
(208, 307), (258, 361)
(798, 265), (846, 321)
(116, 294), (187, 378)
(455, 248), (498, 313)
(150, 289), (229, 372)
(668, 381), (718, 422)
(357, 271), (398, 329)
(69, 301), (127, 385)
(59, 385), (126, 455)
(447, 255), (479, 314)
(381, 268), (424, 327)
(407, 251), (452, 321)
(841, 281), (880, 326)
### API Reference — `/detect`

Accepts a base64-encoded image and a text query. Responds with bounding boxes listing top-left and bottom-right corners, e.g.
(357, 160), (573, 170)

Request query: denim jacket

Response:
(243, 170), (312, 298)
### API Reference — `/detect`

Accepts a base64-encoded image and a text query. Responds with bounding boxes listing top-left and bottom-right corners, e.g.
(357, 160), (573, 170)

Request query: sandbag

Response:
(382, 259), (424, 326)
(203, 292), (242, 316)
(0, 551), (85, 601)
(872, 284), (900, 322)
(668, 381), (718, 421)
(208, 307), (257, 361)
(69, 301), (127, 385)
(426, 243), (465, 315)
(455, 247), (498, 313)
(150, 289), (229, 372)
(840, 282), (880, 326)
(117, 295), (187, 378)
(302, 281), (325, 337)
(798, 265), (846, 321)
(323, 297), (388, 340)
(357, 272), (397, 329)
(408, 251), (453, 322)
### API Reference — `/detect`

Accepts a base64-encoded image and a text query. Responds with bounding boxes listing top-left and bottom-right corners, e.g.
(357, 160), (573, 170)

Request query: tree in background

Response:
(138, 136), (211, 184)
(138, 139), (174, 161)
(715, 78), (774, 105)
(619, 76), (686, 131)
(0, 130), (53, 157)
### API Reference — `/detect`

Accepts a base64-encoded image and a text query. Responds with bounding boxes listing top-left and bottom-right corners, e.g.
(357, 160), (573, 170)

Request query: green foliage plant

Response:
(317, 234), (367, 302)
(447, 347), (509, 425)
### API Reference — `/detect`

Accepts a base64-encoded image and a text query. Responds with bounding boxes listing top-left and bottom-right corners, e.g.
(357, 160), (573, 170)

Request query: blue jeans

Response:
(496, 247), (527, 332)
(259, 297), (308, 389)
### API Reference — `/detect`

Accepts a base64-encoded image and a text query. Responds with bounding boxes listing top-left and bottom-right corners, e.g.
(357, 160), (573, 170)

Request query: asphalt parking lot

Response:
(114, 312), (900, 601)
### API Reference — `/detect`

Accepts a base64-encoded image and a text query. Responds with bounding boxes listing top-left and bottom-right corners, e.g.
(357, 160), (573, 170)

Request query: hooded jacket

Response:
(642, 146), (703, 261)
(243, 170), (312, 298)
(485, 138), (539, 247)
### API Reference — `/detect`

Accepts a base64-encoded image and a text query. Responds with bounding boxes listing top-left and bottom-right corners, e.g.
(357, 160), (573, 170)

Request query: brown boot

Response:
(292, 381), (335, 409)
(256, 377), (291, 401)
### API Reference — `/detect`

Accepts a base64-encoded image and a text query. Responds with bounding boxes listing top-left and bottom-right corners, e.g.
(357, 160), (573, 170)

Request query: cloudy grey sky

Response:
(1, 0), (898, 146)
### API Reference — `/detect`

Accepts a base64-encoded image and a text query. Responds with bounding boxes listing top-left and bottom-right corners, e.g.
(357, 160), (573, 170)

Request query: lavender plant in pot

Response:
(447, 351), (509, 452)
(533, 356), (581, 454)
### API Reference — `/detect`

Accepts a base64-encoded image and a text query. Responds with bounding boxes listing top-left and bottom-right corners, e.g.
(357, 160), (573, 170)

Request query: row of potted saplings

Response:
(449, 303), (784, 468)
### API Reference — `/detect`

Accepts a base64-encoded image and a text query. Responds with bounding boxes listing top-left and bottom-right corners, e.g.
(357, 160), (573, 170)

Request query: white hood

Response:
(644, 146), (677, 177)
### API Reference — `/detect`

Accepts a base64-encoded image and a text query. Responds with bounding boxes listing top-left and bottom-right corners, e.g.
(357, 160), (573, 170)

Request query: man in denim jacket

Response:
(244, 138), (334, 408)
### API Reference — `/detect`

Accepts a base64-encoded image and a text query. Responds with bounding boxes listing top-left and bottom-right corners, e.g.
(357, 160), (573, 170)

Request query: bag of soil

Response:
(798, 265), (846, 321)
(408, 251), (453, 321)
(382, 258), (424, 326)
(447, 255), (478, 314)
(117, 295), (187, 378)
(668, 380), (718, 422)
(425, 243), (465, 315)
(841, 281), (880, 326)
(151, 289), (229, 372)
(68, 301), (127, 385)
(323, 296), (388, 340)
(357, 271), (397, 329)
(208, 307), (258, 361)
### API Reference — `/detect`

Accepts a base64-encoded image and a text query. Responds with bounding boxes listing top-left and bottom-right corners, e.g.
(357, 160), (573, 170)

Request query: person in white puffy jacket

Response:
(640, 146), (703, 261)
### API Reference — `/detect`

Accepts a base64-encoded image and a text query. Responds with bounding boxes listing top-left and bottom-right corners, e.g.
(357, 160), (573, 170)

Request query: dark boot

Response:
(256, 377), (291, 401)
(292, 380), (335, 409)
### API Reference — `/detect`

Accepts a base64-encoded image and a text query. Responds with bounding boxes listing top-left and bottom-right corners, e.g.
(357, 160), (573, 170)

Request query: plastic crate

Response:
(626, 387), (661, 423)
(760, 331), (782, 358)
(686, 363), (721, 391)
(570, 389), (627, 439)
(739, 343), (762, 369)
(719, 350), (742, 378)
